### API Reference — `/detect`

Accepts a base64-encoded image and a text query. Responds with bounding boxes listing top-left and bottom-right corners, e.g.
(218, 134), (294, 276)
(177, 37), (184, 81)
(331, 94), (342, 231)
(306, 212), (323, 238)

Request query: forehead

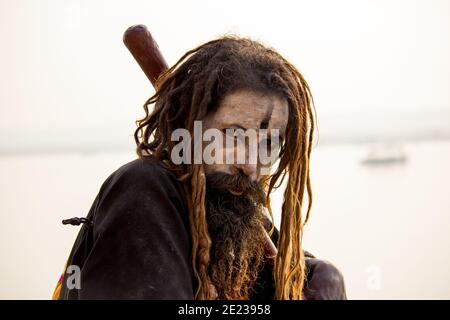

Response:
(208, 90), (289, 133)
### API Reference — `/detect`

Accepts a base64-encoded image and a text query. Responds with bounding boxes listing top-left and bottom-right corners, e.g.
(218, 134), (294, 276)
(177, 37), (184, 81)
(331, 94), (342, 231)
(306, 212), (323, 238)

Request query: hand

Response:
(303, 258), (347, 300)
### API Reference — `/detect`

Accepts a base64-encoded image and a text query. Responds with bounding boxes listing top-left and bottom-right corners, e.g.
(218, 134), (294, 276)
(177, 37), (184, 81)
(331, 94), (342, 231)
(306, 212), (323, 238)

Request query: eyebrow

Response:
(221, 123), (248, 131)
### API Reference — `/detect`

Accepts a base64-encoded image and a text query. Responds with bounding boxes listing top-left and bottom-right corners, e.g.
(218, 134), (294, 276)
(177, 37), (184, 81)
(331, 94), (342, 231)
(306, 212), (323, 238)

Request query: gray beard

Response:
(205, 175), (267, 299)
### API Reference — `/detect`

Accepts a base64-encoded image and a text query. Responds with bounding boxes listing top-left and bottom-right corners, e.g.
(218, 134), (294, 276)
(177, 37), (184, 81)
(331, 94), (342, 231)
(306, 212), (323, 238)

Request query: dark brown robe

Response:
(58, 157), (346, 300)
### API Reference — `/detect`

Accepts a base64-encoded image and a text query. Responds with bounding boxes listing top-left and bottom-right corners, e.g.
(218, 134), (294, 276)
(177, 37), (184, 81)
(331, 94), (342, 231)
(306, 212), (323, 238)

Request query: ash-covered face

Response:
(202, 89), (289, 183)
(201, 89), (288, 299)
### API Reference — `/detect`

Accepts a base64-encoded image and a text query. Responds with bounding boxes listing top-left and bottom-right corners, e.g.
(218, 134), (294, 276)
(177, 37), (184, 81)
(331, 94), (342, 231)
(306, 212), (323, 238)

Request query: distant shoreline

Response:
(1, 137), (450, 156)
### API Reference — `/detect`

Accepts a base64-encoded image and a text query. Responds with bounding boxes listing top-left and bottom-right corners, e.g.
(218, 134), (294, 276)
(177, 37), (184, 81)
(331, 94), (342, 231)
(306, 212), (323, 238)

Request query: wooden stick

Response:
(123, 25), (168, 88)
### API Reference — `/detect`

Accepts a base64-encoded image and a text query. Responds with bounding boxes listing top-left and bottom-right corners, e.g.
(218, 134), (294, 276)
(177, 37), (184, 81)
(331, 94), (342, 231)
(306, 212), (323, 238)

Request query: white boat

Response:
(361, 143), (407, 165)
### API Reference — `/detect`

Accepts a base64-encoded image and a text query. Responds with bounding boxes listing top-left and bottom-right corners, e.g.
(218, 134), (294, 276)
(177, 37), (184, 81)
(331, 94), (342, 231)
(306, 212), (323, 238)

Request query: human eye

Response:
(258, 138), (270, 147)
(222, 127), (245, 141)
(260, 136), (281, 155)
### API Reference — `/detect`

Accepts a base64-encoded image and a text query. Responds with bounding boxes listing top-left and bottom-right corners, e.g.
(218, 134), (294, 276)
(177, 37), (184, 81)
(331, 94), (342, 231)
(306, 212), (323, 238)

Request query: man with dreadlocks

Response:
(55, 37), (346, 300)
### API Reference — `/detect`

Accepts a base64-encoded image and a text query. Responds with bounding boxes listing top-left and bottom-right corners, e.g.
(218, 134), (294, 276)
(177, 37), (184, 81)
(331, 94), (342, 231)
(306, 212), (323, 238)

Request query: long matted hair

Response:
(134, 36), (315, 300)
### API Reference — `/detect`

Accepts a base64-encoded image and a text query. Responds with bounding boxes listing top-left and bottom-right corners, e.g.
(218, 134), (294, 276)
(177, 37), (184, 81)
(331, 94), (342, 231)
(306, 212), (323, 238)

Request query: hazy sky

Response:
(1, 0), (449, 147)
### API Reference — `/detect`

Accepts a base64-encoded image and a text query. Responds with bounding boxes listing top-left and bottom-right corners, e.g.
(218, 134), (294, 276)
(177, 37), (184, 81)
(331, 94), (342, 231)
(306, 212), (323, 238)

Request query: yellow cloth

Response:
(52, 262), (66, 300)
(52, 279), (62, 300)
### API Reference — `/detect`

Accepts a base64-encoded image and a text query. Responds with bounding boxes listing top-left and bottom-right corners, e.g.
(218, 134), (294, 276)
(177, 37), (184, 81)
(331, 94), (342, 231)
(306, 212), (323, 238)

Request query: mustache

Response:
(205, 171), (265, 202)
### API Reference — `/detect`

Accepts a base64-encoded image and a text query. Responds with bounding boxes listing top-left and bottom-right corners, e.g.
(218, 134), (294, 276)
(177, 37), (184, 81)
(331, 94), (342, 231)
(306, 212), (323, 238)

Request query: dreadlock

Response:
(134, 36), (315, 300)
